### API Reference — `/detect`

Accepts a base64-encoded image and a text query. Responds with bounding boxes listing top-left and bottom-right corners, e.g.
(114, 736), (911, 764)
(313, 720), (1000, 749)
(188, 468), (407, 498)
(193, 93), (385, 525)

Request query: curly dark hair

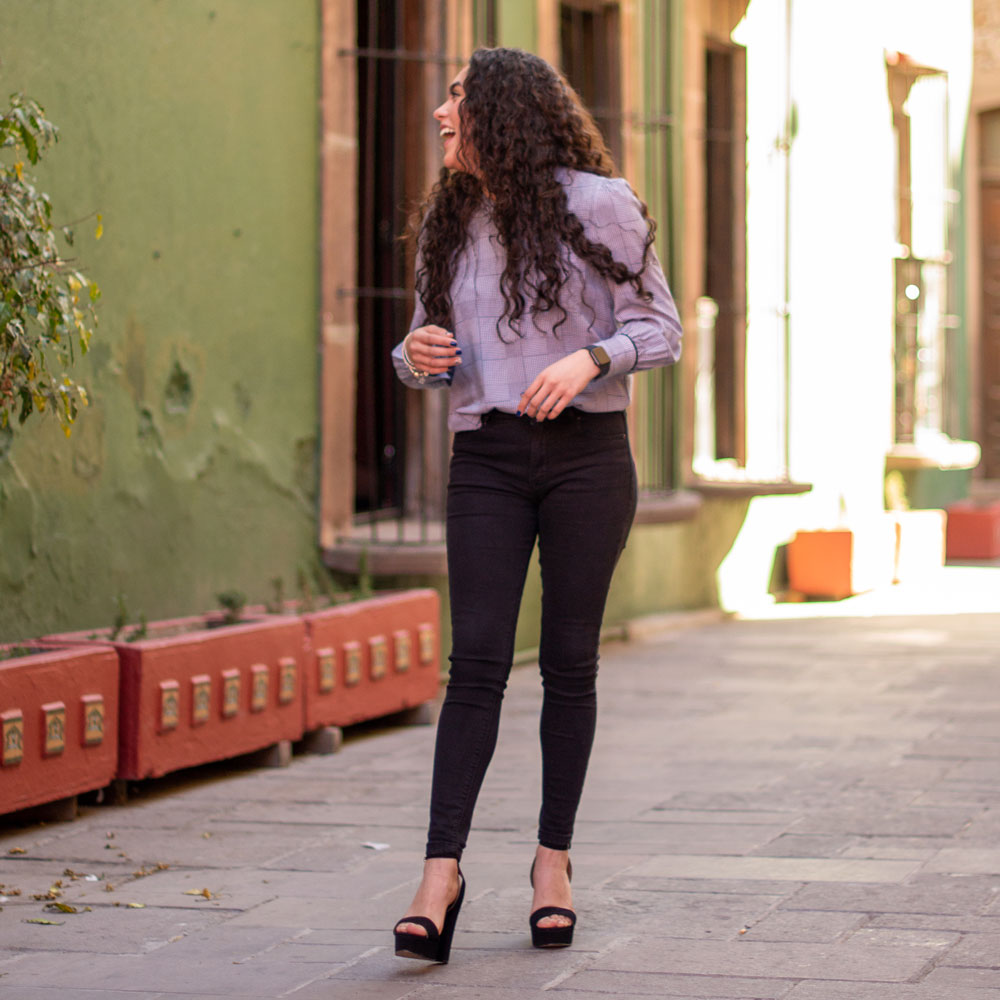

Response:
(415, 47), (656, 338)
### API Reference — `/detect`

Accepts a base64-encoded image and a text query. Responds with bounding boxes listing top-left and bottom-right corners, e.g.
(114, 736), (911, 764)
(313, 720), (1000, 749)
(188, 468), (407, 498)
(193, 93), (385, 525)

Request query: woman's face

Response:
(434, 66), (471, 172)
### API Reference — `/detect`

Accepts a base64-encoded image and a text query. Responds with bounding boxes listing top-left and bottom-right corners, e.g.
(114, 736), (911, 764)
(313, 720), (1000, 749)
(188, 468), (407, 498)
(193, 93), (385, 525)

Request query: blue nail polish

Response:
(450, 340), (458, 347)
(515, 410), (522, 417)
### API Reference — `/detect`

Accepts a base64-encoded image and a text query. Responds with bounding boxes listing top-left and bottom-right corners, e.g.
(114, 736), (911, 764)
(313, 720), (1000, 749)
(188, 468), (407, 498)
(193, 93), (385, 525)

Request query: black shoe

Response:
(529, 857), (576, 948)
(393, 869), (466, 964)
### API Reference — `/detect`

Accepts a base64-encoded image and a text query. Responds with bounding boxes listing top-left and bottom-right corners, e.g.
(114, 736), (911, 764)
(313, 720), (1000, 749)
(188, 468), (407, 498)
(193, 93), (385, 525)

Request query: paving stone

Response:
(738, 908), (864, 942)
(571, 820), (790, 853)
(288, 982), (428, 1000)
(0, 902), (224, 954)
(749, 834), (858, 858)
(561, 971), (792, 998)
(591, 936), (939, 980)
(922, 849), (1000, 875)
(607, 875), (804, 897)
(785, 981), (1000, 999)
(629, 854), (921, 883)
(0, 991), (169, 1000)
(838, 838), (946, 860)
(780, 877), (1000, 915)
(325, 944), (594, 989)
(0, 949), (341, 994)
(869, 912), (1000, 933)
(788, 807), (976, 837)
(846, 925), (961, 949)
(923, 966), (1000, 990)
(939, 931), (1000, 966)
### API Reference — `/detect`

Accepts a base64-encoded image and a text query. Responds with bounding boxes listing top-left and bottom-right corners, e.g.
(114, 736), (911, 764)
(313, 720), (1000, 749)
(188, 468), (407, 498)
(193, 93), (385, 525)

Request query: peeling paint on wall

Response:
(0, 1), (322, 641)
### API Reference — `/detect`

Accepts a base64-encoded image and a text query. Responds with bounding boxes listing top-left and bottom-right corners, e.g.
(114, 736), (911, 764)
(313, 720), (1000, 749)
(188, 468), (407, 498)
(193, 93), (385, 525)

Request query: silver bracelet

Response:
(401, 339), (430, 383)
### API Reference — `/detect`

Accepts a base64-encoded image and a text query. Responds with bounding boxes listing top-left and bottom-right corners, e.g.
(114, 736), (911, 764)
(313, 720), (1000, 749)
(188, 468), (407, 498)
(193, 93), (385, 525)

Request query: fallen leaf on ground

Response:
(126, 902), (145, 909)
(45, 903), (81, 914)
(8, 847), (27, 855)
(183, 888), (214, 899)
(25, 918), (63, 925)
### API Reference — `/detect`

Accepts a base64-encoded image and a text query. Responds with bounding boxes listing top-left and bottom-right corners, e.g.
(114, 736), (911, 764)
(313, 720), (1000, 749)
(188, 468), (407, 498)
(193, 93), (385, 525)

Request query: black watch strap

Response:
(585, 344), (611, 378)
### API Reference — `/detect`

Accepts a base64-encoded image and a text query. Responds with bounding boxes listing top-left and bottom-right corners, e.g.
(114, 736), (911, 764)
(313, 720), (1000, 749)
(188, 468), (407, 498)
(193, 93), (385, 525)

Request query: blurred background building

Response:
(0, 1), (992, 644)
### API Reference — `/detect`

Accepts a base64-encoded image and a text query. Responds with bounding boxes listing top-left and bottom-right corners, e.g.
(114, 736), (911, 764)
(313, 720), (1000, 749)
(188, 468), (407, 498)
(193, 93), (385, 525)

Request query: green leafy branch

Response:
(1, 93), (101, 437)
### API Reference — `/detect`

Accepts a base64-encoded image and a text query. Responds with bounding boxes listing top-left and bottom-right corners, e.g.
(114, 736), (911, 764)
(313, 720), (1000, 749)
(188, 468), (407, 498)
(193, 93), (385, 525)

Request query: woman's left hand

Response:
(518, 349), (601, 420)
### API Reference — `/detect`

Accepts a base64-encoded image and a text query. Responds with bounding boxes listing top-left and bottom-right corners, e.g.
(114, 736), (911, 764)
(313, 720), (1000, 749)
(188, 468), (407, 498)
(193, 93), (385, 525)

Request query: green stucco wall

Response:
(0, 1), (321, 640)
(496, 0), (538, 54)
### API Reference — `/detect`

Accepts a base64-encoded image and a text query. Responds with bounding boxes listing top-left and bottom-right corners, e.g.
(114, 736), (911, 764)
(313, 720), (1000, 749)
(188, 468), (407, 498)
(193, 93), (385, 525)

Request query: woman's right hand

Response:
(404, 325), (462, 375)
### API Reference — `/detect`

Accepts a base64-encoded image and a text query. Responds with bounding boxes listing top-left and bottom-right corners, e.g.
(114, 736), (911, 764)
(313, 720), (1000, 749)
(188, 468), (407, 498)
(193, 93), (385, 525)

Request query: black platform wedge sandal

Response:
(529, 857), (576, 948)
(393, 868), (466, 964)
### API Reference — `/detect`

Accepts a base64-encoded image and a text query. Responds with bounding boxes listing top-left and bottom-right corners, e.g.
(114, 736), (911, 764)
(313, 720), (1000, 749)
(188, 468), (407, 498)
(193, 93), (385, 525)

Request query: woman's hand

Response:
(404, 326), (462, 375)
(518, 349), (601, 420)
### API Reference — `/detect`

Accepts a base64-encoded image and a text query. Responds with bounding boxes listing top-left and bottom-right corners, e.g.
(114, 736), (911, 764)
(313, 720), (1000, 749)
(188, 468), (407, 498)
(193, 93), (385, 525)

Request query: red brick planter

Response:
(48, 615), (306, 781)
(0, 643), (119, 816)
(303, 589), (441, 730)
(945, 500), (1000, 559)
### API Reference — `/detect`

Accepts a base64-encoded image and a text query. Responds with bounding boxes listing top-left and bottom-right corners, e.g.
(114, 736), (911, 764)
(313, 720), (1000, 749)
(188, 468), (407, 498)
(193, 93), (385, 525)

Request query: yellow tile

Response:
(81, 694), (104, 747)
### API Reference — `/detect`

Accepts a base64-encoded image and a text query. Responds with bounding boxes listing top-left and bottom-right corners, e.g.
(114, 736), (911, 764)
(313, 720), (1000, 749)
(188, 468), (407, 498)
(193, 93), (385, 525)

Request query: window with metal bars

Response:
(349, 0), (493, 550)
(887, 54), (958, 447)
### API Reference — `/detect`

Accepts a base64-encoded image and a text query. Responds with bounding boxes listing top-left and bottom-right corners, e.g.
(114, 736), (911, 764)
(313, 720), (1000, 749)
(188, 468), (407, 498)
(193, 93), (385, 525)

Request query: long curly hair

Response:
(415, 47), (656, 338)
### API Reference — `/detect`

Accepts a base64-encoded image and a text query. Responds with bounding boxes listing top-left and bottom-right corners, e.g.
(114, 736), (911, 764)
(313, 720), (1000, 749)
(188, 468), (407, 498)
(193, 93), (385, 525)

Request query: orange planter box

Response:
(786, 523), (897, 600)
(303, 590), (441, 729)
(49, 615), (305, 781)
(0, 643), (119, 816)
(945, 500), (1000, 559)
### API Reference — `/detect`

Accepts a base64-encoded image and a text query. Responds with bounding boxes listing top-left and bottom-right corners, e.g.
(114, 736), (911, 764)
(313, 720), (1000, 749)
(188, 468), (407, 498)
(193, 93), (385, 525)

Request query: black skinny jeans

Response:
(426, 408), (638, 860)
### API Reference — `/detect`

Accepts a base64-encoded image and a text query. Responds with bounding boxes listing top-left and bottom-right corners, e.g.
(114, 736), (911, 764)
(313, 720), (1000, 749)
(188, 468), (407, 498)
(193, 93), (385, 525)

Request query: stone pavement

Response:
(1, 571), (999, 999)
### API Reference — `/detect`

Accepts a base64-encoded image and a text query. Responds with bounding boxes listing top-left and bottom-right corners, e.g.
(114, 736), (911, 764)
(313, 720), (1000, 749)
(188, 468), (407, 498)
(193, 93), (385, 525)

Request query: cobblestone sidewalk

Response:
(1, 585), (998, 999)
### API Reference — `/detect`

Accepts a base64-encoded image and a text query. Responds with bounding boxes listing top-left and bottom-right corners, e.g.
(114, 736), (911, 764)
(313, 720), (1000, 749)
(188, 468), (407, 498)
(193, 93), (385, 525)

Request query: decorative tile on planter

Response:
(159, 681), (180, 731)
(278, 657), (297, 704)
(317, 648), (336, 693)
(418, 623), (435, 666)
(42, 702), (67, 756)
(369, 636), (388, 680)
(0, 643), (119, 816)
(302, 590), (441, 730)
(251, 664), (270, 713)
(191, 675), (212, 725)
(47, 615), (305, 782)
(393, 630), (411, 673)
(2, 709), (24, 767)
(344, 642), (361, 686)
(81, 695), (105, 747)
(222, 669), (241, 718)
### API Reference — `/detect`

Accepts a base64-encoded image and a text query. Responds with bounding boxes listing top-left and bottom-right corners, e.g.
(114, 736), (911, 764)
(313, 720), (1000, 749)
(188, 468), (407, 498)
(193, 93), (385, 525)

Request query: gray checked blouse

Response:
(391, 168), (683, 432)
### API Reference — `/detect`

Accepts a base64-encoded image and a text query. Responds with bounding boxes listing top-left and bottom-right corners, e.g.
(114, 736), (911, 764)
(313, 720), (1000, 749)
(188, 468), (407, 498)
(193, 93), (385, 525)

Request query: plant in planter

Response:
(1, 94), (101, 439)
(0, 641), (119, 819)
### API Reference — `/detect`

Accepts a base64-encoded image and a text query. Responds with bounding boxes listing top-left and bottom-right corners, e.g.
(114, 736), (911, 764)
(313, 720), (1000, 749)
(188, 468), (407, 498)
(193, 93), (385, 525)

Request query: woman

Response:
(391, 47), (682, 963)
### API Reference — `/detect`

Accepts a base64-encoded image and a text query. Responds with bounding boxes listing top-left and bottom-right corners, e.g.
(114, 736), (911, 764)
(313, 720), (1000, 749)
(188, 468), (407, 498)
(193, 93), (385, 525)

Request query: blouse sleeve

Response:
(580, 177), (682, 377)
(391, 264), (452, 390)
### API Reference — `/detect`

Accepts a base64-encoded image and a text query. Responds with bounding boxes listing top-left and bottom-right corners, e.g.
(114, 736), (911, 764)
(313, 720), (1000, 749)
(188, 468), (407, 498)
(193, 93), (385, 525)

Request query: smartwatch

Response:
(585, 344), (611, 379)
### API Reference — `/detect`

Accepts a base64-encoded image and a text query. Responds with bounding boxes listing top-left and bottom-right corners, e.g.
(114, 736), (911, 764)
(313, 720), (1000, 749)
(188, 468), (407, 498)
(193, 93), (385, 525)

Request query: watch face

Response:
(588, 345), (611, 375)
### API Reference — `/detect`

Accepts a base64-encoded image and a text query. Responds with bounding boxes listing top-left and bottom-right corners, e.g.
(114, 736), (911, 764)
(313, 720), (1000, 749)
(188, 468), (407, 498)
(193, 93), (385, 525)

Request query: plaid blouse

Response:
(391, 168), (683, 432)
